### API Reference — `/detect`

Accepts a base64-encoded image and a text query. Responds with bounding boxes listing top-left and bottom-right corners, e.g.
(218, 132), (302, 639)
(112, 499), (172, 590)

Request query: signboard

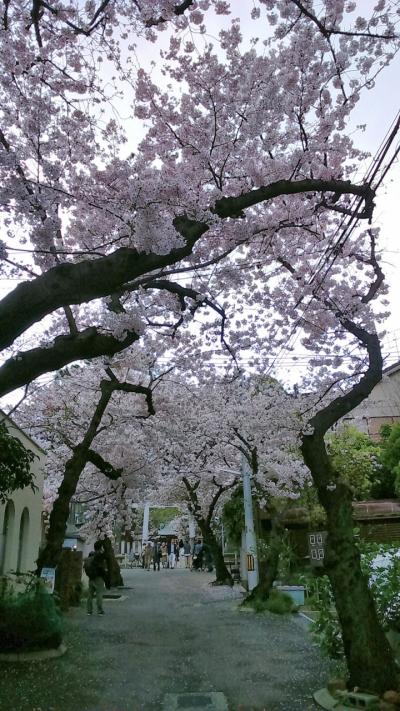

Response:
(247, 554), (255, 572)
(40, 567), (56, 593)
(308, 531), (327, 567)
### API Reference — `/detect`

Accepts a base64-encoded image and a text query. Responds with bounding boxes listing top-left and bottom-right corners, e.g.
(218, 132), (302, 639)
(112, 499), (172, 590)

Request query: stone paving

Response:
(0, 568), (333, 711)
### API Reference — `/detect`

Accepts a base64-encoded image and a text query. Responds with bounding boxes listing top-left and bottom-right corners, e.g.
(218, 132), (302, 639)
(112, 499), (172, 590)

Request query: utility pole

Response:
(142, 502), (150, 545)
(188, 512), (196, 542)
(242, 453), (259, 591)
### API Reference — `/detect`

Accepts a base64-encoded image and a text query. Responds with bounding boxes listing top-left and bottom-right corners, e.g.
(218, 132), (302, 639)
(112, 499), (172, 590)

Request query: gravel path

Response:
(0, 568), (332, 711)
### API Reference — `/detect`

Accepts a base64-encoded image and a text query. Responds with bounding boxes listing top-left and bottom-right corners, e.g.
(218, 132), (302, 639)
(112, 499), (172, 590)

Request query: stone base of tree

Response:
(0, 642), (67, 663)
(55, 548), (83, 611)
(210, 578), (233, 587)
(314, 686), (400, 710)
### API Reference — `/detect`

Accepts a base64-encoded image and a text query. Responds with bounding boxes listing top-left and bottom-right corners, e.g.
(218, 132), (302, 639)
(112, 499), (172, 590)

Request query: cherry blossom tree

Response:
(140, 374), (308, 585)
(2, 0), (400, 693)
(0, 1), (397, 396)
(17, 349), (164, 571)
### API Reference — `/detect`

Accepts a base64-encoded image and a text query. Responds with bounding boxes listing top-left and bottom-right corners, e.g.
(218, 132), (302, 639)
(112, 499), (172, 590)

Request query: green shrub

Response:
(359, 542), (400, 632)
(0, 579), (63, 652)
(250, 589), (297, 615)
(299, 572), (344, 659)
(299, 543), (400, 660)
(265, 589), (297, 615)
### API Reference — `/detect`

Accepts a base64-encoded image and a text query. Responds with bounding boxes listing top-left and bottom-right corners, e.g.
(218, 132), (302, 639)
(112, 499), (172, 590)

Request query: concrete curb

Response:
(0, 642), (67, 663)
(298, 611), (315, 623)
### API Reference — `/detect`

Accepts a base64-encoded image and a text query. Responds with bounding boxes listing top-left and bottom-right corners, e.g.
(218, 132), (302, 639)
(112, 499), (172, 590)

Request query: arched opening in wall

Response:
(0, 500), (16, 574)
(17, 507), (30, 574)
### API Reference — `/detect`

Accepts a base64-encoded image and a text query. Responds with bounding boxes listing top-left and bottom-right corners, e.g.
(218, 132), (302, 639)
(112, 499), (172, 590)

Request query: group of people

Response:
(83, 537), (215, 618)
(141, 538), (212, 572)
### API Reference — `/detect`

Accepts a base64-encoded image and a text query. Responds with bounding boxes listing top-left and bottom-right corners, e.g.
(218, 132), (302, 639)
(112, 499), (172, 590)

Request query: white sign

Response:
(40, 567), (56, 593)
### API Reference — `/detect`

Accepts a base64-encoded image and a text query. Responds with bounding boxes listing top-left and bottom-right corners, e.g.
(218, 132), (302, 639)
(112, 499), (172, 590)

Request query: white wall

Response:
(338, 369), (400, 439)
(0, 413), (45, 576)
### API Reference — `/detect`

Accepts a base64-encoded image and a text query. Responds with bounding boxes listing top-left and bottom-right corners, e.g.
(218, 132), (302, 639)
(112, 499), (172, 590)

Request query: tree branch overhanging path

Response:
(0, 180), (374, 397)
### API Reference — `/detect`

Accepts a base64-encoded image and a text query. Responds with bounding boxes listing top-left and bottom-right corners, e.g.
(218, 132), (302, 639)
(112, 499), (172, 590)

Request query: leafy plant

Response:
(265, 589), (298, 615)
(0, 420), (37, 503)
(380, 423), (400, 497)
(306, 574), (344, 659)
(277, 530), (297, 582)
(326, 426), (391, 500)
(257, 529), (298, 583)
(0, 577), (63, 652)
(300, 543), (400, 660)
(359, 542), (400, 632)
(249, 589), (297, 615)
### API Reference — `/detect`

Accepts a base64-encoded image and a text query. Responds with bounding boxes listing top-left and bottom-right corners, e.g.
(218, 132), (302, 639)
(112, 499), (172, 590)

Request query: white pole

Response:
(242, 452), (259, 591)
(188, 513), (196, 539)
(142, 502), (150, 545)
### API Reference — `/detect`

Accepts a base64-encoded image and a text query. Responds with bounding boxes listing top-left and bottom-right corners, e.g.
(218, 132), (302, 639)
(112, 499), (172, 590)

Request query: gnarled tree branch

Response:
(86, 449), (123, 480)
(0, 327), (140, 397)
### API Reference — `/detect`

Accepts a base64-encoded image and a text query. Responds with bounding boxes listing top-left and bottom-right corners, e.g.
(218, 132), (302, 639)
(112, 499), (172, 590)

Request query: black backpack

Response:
(84, 555), (100, 580)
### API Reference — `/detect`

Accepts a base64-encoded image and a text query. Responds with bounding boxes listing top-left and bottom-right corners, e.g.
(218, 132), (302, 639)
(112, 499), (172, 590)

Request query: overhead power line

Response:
(262, 108), (400, 376)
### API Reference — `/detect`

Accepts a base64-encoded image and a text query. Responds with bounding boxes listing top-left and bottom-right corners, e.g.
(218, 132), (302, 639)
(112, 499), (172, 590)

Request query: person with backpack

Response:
(84, 540), (109, 615)
(192, 539), (204, 571)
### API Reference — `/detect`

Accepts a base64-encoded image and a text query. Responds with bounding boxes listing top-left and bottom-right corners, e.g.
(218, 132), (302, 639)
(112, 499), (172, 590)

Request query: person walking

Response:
(153, 540), (161, 571)
(167, 538), (178, 569)
(183, 540), (192, 569)
(84, 540), (109, 615)
(192, 539), (203, 571)
(144, 542), (153, 570)
(161, 542), (168, 568)
(178, 540), (185, 569)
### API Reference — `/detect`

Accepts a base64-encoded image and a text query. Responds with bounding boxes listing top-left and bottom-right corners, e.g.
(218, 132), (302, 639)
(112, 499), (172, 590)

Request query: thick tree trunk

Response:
(246, 515), (284, 602)
(182, 475), (235, 586)
(302, 434), (398, 694)
(37, 376), (154, 575)
(102, 536), (123, 587)
(37, 448), (87, 571)
(198, 519), (233, 586)
(37, 383), (115, 573)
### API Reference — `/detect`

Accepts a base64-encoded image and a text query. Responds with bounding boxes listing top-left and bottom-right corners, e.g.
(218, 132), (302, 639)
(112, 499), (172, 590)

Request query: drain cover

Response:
(163, 692), (228, 711)
(178, 695), (213, 707)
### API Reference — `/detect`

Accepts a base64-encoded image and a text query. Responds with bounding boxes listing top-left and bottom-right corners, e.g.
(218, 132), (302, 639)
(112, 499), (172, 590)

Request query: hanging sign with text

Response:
(247, 554), (255, 572)
(308, 531), (327, 567)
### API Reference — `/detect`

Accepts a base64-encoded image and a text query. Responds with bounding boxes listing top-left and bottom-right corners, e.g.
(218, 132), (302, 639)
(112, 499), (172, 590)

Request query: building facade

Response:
(0, 411), (45, 577)
(339, 361), (400, 440)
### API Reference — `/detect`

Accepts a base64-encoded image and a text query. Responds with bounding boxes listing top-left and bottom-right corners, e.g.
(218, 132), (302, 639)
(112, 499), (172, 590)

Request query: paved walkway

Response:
(0, 569), (332, 711)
